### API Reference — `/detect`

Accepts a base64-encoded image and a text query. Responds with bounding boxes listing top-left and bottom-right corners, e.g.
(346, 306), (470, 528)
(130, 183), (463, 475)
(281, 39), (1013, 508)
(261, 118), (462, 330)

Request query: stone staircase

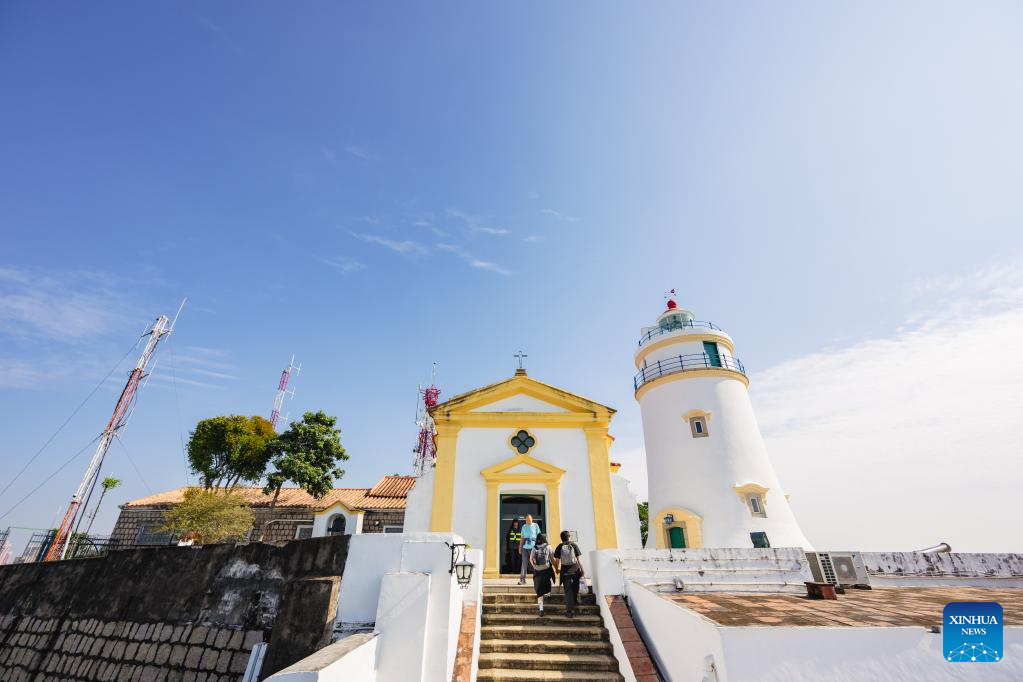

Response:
(478, 581), (624, 681)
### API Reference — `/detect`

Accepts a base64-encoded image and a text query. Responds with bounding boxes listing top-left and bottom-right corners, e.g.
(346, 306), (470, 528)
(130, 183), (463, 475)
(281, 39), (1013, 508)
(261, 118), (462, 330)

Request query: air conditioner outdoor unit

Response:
(806, 552), (870, 586)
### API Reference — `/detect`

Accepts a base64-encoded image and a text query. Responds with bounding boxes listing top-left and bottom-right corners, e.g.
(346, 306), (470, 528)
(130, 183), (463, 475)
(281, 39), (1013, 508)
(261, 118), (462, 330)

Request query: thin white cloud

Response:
(354, 233), (427, 256)
(344, 144), (376, 161)
(540, 208), (578, 222)
(523, 235), (545, 243)
(446, 208), (510, 236)
(318, 255), (366, 274)
(320, 146), (339, 164)
(436, 243), (513, 276)
(0, 266), (128, 341)
(753, 259), (1023, 553)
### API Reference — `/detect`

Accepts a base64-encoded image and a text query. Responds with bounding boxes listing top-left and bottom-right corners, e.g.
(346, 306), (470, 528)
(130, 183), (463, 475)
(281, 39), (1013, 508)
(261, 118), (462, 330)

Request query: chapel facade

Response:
(403, 369), (642, 577)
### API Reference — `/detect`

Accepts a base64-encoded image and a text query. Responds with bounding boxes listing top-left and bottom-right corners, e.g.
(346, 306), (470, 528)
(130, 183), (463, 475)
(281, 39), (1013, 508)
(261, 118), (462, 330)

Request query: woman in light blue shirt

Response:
(519, 514), (540, 585)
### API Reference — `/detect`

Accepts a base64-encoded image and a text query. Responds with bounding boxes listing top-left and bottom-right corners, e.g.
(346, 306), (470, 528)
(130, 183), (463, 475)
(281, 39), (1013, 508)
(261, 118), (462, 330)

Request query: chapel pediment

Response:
(430, 372), (615, 420)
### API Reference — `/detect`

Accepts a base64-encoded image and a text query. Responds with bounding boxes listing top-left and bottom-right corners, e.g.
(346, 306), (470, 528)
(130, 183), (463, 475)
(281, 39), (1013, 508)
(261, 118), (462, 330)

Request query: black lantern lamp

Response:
(447, 542), (475, 589)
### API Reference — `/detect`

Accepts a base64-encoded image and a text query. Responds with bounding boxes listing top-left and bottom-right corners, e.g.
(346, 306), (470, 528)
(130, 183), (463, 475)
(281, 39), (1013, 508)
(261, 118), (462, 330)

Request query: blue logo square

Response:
(943, 602), (1003, 662)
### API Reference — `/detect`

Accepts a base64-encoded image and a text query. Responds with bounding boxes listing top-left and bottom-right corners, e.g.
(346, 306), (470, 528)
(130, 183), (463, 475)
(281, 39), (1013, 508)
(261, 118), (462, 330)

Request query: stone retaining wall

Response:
(0, 535), (349, 681)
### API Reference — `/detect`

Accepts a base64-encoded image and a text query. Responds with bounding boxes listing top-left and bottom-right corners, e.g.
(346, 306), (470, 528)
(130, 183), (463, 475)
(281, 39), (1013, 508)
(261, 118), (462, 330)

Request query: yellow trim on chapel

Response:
(428, 423), (461, 532)
(584, 427), (619, 551)
(481, 454), (565, 578)
(652, 507), (704, 549)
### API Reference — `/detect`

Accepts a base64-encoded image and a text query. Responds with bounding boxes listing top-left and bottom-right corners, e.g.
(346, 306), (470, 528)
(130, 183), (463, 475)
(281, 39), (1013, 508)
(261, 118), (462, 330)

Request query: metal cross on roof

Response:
(514, 350), (528, 370)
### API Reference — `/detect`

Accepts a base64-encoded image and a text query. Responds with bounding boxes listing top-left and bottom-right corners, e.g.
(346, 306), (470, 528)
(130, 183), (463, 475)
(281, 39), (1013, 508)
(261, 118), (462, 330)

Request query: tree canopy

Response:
(187, 415), (277, 490)
(638, 501), (649, 547)
(264, 411), (348, 503)
(159, 488), (254, 544)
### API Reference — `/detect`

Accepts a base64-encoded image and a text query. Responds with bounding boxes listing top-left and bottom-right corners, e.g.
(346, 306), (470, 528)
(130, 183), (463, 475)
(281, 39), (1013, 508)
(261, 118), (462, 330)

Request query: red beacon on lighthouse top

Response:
(664, 288), (679, 310)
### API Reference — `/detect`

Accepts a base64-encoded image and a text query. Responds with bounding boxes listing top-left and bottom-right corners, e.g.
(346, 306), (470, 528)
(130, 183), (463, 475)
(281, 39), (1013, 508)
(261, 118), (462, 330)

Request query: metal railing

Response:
(634, 353), (746, 391)
(14, 531), (129, 563)
(638, 321), (723, 346)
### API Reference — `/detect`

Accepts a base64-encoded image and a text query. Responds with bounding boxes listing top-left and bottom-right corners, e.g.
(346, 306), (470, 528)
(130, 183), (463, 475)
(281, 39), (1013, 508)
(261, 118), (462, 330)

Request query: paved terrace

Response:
(664, 587), (1023, 627)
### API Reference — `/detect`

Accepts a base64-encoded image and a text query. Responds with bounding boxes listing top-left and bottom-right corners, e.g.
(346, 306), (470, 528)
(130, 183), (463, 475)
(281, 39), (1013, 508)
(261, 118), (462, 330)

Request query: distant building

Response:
(110, 475), (414, 547)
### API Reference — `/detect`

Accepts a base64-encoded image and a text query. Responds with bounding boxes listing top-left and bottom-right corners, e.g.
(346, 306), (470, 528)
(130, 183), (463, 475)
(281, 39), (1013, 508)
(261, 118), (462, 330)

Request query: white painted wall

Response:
(312, 504), (362, 537)
(720, 624), (1023, 681)
(264, 633), (377, 682)
(471, 394), (569, 412)
(637, 318), (812, 550)
(335, 533), (467, 682)
(612, 473), (642, 550)
(624, 577), (1023, 681)
(450, 425), (600, 560)
(375, 572), (431, 681)
(403, 470), (433, 533)
(626, 580), (725, 682)
(860, 551), (1023, 588)
(590, 548), (813, 597)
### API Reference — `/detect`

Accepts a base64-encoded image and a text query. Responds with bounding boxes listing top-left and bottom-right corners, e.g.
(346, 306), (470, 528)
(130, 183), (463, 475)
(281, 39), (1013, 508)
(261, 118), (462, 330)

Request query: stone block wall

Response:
(362, 510), (404, 533)
(0, 535), (349, 681)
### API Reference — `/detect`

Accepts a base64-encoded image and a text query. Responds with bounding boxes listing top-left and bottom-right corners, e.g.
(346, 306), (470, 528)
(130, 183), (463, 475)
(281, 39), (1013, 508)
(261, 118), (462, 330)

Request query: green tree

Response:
(638, 501), (649, 547)
(83, 476), (122, 535)
(187, 415), (277, 490)
(261, 411), (348, 540)
(159, 488), (254, 544)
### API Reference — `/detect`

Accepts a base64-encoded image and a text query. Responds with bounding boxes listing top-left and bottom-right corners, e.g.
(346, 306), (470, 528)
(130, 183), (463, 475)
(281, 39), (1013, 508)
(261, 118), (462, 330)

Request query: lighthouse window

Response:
(747, 494), (766, 517)
(689, 416), (708, 438)
(750, 532), (771, 548)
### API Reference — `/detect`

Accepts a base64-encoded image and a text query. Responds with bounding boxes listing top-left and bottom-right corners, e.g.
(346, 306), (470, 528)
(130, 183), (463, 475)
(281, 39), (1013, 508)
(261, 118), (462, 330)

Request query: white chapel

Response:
(404, 369), (643, 577)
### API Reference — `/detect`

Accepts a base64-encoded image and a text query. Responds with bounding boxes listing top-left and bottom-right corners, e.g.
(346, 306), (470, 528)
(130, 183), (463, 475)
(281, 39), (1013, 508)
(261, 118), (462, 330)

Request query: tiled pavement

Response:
(665, 586), (1023, 627)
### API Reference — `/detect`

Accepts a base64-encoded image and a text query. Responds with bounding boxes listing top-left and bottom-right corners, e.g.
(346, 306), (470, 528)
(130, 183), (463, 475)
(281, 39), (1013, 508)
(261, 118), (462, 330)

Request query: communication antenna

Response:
(45, 307), (179, 561)
(270, 355), (301, 431)
(412, 363), (441, 476)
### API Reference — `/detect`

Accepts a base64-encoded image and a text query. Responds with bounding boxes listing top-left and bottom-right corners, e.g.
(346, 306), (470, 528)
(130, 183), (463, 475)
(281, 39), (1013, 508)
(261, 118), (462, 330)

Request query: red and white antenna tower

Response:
(45, 304), (182, 561)
(270, 355), (301, 431)
(412, 363), (441, 476)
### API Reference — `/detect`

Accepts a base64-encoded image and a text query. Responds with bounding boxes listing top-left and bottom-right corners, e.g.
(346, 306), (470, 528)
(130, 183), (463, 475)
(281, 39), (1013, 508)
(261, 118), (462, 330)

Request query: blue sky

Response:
(2, 2), (1021, 552)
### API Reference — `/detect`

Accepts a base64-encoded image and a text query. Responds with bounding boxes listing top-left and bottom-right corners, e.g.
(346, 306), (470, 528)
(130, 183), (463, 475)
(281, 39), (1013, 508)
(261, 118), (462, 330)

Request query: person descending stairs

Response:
(477, 581), (624, 681)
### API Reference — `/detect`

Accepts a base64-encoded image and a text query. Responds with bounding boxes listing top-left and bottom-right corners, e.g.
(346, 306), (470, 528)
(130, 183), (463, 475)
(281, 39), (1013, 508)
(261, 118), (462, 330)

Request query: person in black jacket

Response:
(505, 519), (522, 575)
(552, 530), (585, 617)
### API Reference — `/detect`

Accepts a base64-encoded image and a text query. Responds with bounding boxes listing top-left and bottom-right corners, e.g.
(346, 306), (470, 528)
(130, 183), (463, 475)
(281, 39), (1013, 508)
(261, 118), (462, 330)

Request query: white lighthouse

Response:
(636, 293), (811, 550)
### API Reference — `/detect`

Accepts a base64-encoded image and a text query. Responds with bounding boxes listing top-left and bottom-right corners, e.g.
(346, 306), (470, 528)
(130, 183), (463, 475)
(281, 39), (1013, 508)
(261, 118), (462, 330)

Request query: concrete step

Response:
(483, 613), (603, 627)
(484, 603), (600, 616)
(480, 639), (614, 656)
(484, 593), (597, 606)
(477, 670), (624, 681)
(479, 652), (620, 672)
(484, 584), (589, 595)
(481, 625), (609, 642)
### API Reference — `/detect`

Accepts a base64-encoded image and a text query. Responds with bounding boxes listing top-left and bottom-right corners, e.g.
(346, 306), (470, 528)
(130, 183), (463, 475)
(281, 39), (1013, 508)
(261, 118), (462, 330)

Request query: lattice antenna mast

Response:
(269, 355), (301, 431)
(412, 363), (441, 476)
(45, 311), (176, 561)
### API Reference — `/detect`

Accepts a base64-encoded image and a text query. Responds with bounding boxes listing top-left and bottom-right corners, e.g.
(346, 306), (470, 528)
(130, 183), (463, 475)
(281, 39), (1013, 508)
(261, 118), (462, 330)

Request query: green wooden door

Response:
(668, 527), (686, 548)
(703, 341), (722, 367)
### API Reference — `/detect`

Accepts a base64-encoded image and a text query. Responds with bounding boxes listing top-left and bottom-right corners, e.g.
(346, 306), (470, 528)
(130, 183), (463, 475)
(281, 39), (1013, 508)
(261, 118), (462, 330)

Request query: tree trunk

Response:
(258, 486), (282, 542)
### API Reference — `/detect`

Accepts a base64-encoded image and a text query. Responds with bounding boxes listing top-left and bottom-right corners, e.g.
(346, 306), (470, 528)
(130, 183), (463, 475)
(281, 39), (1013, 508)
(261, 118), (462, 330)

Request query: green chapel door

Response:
(668, 527), (686, 548)
(703, 341), (722, 368)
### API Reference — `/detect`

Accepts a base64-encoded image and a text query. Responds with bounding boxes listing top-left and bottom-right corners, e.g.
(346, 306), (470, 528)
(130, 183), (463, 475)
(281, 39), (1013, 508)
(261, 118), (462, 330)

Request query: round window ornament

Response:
(510, 429), (536, 454)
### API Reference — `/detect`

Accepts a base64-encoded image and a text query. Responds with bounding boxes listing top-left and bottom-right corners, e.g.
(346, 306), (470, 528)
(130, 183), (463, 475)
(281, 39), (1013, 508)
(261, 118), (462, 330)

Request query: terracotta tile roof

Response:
(121, 475), (415, 511)
(664, 586), (1023, 627)
(368, 475), (417, 498)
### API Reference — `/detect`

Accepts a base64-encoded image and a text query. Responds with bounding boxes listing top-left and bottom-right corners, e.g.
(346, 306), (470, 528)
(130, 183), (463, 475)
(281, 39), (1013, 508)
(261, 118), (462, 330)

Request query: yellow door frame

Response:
(481, 454), (565, 578)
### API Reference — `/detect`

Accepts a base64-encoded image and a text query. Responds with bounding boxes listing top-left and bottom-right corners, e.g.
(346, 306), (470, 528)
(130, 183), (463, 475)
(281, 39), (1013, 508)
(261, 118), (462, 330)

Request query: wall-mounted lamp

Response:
(447, 542), (474, 589)
(663, 514), (674, 525)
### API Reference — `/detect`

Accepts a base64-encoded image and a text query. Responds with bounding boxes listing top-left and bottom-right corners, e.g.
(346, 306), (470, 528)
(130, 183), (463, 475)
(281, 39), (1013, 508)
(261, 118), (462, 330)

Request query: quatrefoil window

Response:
(510, 429), (536, 454)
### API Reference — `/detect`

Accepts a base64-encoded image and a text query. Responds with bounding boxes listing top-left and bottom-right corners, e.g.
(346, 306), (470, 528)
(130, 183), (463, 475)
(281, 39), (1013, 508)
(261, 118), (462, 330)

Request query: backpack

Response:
(532, 545), (550, 569)
(560, 543), (578, 569)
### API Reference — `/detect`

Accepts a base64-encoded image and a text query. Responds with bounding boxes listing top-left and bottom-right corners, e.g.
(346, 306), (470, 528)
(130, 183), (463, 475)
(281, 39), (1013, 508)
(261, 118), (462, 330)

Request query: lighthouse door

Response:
(668, 526), (687, 548)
